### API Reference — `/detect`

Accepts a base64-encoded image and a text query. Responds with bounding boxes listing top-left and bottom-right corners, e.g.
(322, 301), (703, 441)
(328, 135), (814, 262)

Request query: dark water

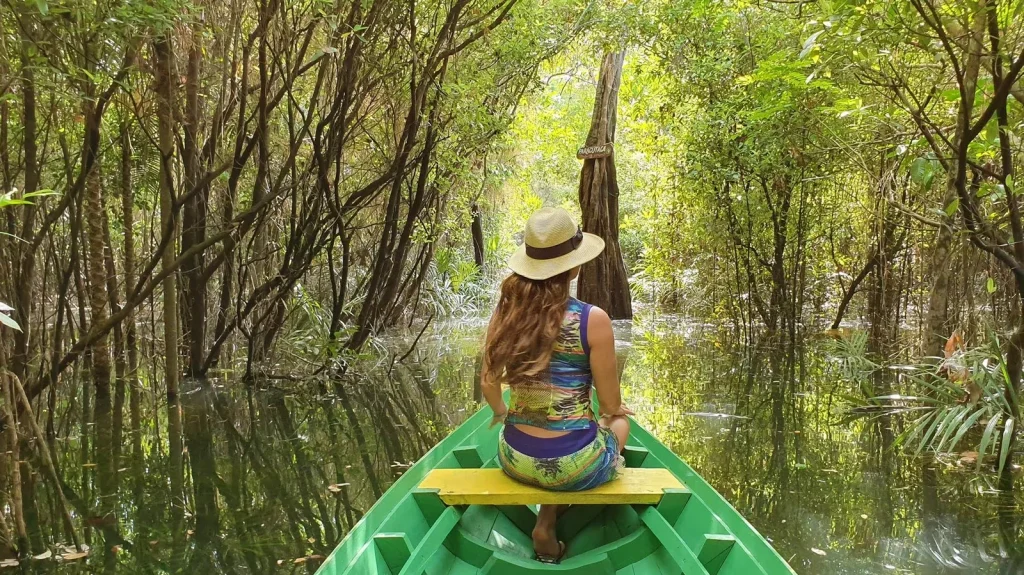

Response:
(8, 315), (1022, 573)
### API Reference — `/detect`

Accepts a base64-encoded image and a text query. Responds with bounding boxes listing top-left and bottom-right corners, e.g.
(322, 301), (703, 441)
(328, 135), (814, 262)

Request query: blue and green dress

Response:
(497, 297), (623, 491)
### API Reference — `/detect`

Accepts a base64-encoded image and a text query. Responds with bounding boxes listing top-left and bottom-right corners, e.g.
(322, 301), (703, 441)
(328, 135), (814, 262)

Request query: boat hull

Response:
(315, 400), (795, 574)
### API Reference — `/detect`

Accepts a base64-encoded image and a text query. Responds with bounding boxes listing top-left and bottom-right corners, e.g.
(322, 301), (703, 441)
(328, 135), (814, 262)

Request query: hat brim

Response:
(507, 233), (606, 280)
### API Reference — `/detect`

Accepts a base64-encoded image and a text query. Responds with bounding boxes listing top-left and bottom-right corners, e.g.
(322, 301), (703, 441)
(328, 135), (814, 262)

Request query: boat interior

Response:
(317, 409), (791, 575)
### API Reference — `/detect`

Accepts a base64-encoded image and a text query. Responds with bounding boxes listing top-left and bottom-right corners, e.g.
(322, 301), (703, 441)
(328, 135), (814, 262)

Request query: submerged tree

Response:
(577, 52), (633, 319)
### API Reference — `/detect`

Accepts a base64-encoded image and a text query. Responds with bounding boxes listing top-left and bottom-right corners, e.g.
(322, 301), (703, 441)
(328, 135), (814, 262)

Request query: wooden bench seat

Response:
(418, 468), (685, 506)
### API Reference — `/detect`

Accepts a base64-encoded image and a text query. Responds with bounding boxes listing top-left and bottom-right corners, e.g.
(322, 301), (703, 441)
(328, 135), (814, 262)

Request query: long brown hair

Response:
(483, 271), (571, 386)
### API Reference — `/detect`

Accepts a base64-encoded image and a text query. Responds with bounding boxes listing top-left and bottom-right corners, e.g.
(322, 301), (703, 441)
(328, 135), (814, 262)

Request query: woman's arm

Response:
(588, 306), (631, 417)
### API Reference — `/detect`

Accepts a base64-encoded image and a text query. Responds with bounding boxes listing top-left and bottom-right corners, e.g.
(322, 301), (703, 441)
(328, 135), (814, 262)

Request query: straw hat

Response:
(508, 207), (605, 280)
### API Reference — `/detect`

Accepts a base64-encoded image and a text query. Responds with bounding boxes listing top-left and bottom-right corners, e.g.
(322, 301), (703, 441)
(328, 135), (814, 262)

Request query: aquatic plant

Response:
(837, 334), (1019, 476)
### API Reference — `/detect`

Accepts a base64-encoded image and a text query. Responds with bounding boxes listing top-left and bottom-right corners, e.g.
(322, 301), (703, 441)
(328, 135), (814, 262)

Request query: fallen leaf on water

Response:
(276, 559), (285, 566)
(811, 548), (827, 556)
(82, 463), (97, 468)
(307, 537), (316, 544)
(0, 559), (19, 567)
(33, 551), (52, 560)
(327, 483), (350, 493)
(860, 514), (868, 519)
(61, 552), (89, 561)
(294, 558), (307, 565)
(186, 530), (195, 537)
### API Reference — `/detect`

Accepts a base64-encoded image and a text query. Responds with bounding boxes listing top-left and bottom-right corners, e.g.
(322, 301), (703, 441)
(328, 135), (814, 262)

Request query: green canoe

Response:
(315, 399), (796, 574)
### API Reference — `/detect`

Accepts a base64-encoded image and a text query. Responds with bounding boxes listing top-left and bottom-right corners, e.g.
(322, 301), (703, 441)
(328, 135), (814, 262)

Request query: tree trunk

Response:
(154, 36), (180, 400)
(121, 121), (141, 456)
(181, 27), (207, 379)
(12, 28), (40, 382)
(923, 5), (986, 357)
(471, 202), (484, 268)
(577, 52), (632, 319)
(82, 102), (115, 531)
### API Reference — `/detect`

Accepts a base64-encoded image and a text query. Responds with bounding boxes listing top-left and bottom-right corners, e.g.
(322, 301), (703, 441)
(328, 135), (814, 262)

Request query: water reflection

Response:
(8, 316), (1023, 573)
(623, 316), (1021, 574)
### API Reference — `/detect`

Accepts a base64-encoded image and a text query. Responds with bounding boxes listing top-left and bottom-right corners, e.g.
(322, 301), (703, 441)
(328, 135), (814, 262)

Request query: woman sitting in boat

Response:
(481, 206), (632, 564)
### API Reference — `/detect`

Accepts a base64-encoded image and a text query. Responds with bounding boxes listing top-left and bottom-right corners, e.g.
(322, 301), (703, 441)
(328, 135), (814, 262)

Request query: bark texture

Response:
(577, 52), (632, 319)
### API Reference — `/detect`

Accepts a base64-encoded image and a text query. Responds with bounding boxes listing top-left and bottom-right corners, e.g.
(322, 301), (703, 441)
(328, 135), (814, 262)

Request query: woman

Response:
(481, 207), (632, 564)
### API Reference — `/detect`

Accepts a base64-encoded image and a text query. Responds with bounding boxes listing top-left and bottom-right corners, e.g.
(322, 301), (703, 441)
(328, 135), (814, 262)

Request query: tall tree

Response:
(577, 52), (632, 319)
(153, 35), (180, 400)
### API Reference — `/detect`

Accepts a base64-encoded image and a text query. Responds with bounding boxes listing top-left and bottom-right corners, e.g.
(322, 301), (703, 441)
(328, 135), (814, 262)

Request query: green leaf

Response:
(947, 408), (986, 454)
(1007, 175), (1015, 196)
(987, 277), (997, 294)
(910, 157), (935, 188)
(935, 406), (969, 452)
(0, 313), (22, 332)
(0, 197), (33, 208)
(978, 413), (1003, 470)
(36, 0), (47, 15)
(915, 410), (944, 454)
(23, 189), (58, 199)
(800, 31), (824, 59)
(945, 198), (959, 217)
(998, 418), (1015, 475)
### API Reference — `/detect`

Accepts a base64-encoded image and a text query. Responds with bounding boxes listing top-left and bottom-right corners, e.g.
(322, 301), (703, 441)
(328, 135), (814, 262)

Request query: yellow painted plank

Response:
(419, 468), (685, 506)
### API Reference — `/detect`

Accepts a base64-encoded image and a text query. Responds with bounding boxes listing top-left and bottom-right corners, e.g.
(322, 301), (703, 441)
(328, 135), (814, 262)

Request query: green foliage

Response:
(841, 335), (1020, 476)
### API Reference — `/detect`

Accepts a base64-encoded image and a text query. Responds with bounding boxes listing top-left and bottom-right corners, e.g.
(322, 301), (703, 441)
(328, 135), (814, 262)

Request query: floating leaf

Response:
(61, 551), (89, 561)
(811, 547), (827, 556)
(32, 551), (52, 560)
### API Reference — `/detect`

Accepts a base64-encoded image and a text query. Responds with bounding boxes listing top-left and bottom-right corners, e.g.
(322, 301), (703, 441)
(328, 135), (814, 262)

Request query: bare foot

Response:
(531, 525), (561, 559)
(532, 504), (562, 559)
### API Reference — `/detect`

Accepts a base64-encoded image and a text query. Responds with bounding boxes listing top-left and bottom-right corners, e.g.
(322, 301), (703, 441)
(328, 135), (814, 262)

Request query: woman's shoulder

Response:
(568, 298), (609, 321)
(585, 305), (610, 325)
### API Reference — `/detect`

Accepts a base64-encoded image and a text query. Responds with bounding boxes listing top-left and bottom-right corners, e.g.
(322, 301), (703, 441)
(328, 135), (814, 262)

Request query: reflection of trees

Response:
(624, 320), (1009, 574)
(0, 332), (473, 573)
(181, 382), (220, 573)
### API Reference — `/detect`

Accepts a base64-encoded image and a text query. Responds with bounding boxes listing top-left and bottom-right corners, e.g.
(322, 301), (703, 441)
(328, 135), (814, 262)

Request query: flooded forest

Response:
(1, 0), (1024, 573)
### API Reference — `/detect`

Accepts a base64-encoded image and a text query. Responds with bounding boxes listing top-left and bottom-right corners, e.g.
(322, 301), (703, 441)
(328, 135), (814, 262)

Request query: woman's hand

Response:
(602, 404), (634, 417)
(489, 405), (508, 428)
